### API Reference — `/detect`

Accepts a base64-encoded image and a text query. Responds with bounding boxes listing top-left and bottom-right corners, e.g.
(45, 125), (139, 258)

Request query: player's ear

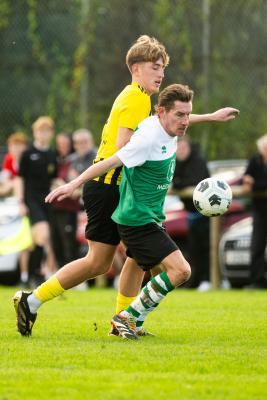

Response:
(157, 106), (166, 117)
(131, 63), (139, 74)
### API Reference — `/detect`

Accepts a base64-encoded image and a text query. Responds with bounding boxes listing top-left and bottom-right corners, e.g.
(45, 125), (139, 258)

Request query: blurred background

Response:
(1, 0), (267, 159)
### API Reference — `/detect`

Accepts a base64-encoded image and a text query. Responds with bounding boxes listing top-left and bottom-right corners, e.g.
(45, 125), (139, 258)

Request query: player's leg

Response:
(116, 257), (145, 312)
(111, 223), (191, 339)
(13, 240), (117, 336)
(113, 249), (191, 340)
(28, 221), (50, 283)
(116, 261), (161, 313)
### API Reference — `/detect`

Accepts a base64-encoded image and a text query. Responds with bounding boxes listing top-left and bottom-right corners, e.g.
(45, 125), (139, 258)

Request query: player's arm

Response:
(189, 107), (239, 124)
(13, 176), (28, 215)
(242, 174), (254, 193)
(45, 155), (123, 203)
(116, 127), (133, 149)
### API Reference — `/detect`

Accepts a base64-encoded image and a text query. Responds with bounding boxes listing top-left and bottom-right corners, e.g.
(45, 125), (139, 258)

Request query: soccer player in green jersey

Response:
(44, 83), (193, 339)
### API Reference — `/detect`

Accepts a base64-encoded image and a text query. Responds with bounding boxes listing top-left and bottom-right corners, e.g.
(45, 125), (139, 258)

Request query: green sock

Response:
(121, 272), (174, 323)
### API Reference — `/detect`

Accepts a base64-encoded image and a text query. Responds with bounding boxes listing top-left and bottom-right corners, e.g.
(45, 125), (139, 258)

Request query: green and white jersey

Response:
(112, 115), (177, 226)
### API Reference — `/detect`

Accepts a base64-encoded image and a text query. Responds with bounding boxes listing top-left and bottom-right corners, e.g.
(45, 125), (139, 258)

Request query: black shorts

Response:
(117, 222), (179, 271)
(25, 195), (51, 225)
(82, 180), (120, 245)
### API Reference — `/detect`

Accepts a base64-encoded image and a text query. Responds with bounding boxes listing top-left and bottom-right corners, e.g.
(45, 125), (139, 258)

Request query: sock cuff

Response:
(116, 292), (136, 313)
(157, 272), (174, 292)
(34, 275), (65, 303)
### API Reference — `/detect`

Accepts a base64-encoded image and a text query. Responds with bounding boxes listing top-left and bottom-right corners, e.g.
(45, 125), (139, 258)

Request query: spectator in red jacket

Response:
(0, 132), (30, 285)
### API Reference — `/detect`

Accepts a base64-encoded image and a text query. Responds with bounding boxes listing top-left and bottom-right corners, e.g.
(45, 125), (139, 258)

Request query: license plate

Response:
(225, 250), (250, 265)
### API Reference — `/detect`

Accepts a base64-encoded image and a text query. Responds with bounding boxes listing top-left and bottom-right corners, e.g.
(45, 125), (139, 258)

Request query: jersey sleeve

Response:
(118, 92), (151, 130)
(116, 130), (152, 168)
(2, 154), (11, 172)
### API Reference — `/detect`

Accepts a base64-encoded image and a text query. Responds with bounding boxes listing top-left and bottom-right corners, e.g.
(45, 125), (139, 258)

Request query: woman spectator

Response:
(50, 133), (81, 267)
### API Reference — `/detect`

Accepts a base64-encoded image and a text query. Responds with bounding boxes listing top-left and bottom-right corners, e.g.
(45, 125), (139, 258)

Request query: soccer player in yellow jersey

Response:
(13, 35), (239, 337)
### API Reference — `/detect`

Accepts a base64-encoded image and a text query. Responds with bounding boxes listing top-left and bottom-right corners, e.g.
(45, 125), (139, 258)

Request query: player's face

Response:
(8, 142), (27, 159)
(34, 126), (54, 146)
(56, 135), (72, 157)
(134, 58), (165, 95)
(159, 100), (192, 137)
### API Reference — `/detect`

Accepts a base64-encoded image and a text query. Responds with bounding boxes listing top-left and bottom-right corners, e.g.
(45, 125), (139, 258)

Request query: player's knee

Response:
(176, 260), (191, 284)
(83, 253), (110, 275)
(180, 261), (191, 282)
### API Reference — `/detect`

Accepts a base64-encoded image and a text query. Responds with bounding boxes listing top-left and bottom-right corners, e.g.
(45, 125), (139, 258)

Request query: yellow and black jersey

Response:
(94, 82), (151, 185)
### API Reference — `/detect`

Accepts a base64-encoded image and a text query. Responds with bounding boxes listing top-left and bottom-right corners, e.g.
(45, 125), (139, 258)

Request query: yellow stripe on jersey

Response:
(94, 82), (151, 185)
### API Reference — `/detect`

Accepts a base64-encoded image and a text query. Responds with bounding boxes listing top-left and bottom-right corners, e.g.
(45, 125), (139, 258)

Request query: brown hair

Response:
(126, 35), (169, 70)
(32, 116), (54, 131)
(157, 84), (194, 111)
(7, 132), (28, 145)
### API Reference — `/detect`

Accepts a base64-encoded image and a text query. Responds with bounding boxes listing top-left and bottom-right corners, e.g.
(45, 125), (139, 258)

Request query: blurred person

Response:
(70, 129), (97, 175)
(243, 134), (267, 289)
(1, 132), (30, 285)
(50, 133), (81, 268)
(172, 135), (211, 291)
(13, 36), (239, 337)
(0, 132), (28, 196)
(14, 116), (57, 286)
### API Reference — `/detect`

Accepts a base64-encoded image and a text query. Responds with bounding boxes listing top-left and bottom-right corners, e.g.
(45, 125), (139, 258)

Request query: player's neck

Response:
(33, 140), (50, 151)
(131, 79), (150, 96)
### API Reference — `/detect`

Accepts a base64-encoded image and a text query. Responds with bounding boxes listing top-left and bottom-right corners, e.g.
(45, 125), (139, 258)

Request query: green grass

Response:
(0, 287), (266, 400)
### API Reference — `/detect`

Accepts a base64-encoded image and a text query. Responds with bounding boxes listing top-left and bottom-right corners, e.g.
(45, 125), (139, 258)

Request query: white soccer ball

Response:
(193, 177), (232, 217)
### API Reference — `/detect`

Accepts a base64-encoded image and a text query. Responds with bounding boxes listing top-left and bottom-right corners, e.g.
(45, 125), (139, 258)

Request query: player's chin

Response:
(152, 85), (160, 93)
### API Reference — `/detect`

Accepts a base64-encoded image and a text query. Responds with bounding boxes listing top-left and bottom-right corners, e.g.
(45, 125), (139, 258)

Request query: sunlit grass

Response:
(0, 287), (266, 400)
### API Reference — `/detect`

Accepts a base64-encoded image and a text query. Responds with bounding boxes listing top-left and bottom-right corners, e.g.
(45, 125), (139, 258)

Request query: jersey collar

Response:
(132, 82), (149, 96)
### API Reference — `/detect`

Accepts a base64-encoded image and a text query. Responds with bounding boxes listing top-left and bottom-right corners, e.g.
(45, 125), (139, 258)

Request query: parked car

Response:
(219, 217), (267, 287)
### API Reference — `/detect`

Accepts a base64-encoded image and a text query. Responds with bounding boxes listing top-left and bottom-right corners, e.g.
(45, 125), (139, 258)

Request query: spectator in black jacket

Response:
(172, 135), (211, 290)
(243, 134), (267, 289)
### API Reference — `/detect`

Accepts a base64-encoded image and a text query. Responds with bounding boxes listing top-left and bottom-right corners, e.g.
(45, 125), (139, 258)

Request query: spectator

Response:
(1, 132), (30, 285)
(172, 135), (211, 291)
(50, 133), (80, 267)
(0, 132), (28, 196)
(243, 134), (267, 289)
(70, 129), (97, 175)
(14, 116), (57, 286)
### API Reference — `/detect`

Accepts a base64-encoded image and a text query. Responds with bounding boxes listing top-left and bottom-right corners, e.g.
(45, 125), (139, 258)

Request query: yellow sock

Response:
(116, 292), (136, 314)
(33, 275), (65, 303)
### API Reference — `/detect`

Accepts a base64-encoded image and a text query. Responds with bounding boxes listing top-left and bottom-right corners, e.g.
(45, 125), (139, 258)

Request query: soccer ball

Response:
(193, 177), (232, 217)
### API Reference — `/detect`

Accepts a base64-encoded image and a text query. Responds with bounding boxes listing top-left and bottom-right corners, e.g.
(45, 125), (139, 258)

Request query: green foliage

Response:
(1, 287), (267, 399)
(0, 0), (11, 30)
(1, 0), (267, 159)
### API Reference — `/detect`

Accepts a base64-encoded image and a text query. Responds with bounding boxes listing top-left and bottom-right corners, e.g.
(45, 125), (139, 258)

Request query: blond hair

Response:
(32, 116), (54, 131)
(256, 134), (267, 152)
(126, 35), (169, 70)
(7, 132), (28, 145)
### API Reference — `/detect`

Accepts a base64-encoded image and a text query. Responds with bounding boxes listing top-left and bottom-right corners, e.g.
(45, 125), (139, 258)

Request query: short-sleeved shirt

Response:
(2, 153), (18, 178)
(94, 82), (151, 185)
(70, 149), (97, 174)
(19, 145), (57, 201)
(112, 116), (177, 226)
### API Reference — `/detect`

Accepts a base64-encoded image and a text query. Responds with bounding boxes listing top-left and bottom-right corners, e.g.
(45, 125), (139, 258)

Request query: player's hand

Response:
(211, 107), (240, 122)
(45, 182), (75, 203)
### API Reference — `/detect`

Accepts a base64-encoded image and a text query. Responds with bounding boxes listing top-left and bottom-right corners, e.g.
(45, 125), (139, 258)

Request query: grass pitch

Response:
(0, 286), (266, 400)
